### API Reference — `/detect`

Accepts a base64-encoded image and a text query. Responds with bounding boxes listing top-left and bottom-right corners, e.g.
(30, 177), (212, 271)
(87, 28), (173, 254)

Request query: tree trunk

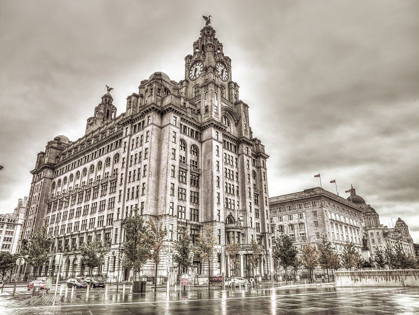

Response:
(208, 260), (211, 291)
(154, 262), (158, 293)
(326, 268), (329, 282)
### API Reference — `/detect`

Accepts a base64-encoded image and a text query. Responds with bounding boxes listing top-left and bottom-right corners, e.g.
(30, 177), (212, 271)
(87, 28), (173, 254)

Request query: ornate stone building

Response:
(19, 20), (271, 280)
(346, 186), (415, 259)
(269, 187), (364, 254)
(269, 186), (415, 262)
(0, 197), (26, 254)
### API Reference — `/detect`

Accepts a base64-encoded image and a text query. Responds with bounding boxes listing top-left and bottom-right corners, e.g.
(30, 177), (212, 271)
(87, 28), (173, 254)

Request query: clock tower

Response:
(181, 23), (240, 124)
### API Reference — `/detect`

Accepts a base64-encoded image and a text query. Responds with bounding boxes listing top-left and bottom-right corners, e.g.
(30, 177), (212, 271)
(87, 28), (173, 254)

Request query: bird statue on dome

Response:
(203, 15), (212, 25)
(105, 85), (113, 93)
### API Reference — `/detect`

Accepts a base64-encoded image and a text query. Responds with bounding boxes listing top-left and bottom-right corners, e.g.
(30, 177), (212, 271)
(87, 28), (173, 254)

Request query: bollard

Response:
(71, 285), (75, 298)
(12, 282), (17, 297)
(122, 283), (126, 295)
(105, 284), (108, 296)
(59, 285), (63, 296)
(86, 284), (90, 299)
(174, 284), (177, 292)
(65, 286), (68, 298)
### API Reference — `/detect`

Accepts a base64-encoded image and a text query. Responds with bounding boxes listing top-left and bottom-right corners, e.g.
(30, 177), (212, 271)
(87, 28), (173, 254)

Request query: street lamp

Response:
(116, 242), (124, 293)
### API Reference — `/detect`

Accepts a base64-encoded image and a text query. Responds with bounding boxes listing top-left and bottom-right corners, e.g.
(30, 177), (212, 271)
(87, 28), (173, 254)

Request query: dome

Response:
(54, 135), (70, 144)
(346, 185), (366, 204)
(347, 195), (366, 204)
(148, 72), (171, 82)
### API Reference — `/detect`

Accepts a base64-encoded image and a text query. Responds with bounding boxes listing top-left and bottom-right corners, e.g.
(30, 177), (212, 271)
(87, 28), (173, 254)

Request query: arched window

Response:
(69, 174), (74, 182)
(191, 145), (198, 156)
(82, 168), (87, 177)
(57, 179), (62, 187)
(76, 171), (81, 179)
(105, 157), (111, 168)
(252, 170), (257, 180)
(63, 177), (67, 185)
(114, 153), (120, 164)
(223, 116), (230, 127)
(226, 215), (235, 225)
(51, 182), (56, 190)
(89, 164), (95, 174)
(97, 161), (102, 171)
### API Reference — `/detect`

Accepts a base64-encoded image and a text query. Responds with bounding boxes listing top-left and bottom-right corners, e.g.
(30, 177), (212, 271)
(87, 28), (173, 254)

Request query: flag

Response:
(330, 180), (336, 184)
(314, 174), (320, 178)
(0, 165), (3, 171)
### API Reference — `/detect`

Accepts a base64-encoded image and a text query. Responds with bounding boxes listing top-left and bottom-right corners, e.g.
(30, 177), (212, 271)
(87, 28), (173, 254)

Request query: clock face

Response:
(189, 61), (204, 80)
(216, 62), (229, 81)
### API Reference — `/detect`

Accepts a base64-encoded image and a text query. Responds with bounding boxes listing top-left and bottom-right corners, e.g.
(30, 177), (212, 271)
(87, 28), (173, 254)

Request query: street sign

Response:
(180, 274), (189, 286)
(16, 257), (25, 266)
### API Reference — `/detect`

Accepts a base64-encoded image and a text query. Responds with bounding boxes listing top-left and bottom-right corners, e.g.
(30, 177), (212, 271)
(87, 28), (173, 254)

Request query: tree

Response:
(290, 256), (302, 283)
(123, 214), (153, 281)
(272, 235), (298, 284)
(148, 219), (167, 293)
(194, 225), (217, 290)
(21, 224), (54, 276)
(341, 242), (361, 270)
(79, 240), (108, 277)
(318, 236), (335, 282)
(301, 244), (319, 283)
(173, 229), (194, 274)
(225, 243), (241, 276)
(0, 252), (15, 279)
(247, 240), (262, 280)
(373, 246), (387, 268)
(329, 251), (341, 279)
(391, 242), (417, 269)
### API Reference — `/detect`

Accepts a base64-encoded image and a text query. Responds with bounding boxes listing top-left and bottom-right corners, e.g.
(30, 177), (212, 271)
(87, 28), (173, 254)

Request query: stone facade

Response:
(335, 270), (419, 287)
(269, 186), (415, 261)
(0, 197), (26, 254)
(18, 22), (271, 281)
(269, 187), (364, 253)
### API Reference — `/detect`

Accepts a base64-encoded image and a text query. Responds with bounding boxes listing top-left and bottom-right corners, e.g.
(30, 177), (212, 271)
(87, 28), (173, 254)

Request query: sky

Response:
(0, 0), (418, 242)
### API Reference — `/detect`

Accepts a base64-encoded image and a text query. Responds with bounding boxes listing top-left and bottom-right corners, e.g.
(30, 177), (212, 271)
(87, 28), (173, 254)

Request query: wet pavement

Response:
(1, 285), (418, 314)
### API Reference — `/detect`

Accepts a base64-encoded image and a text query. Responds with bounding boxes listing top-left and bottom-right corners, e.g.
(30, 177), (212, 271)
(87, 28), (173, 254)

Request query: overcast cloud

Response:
(1, 0), (418, 241)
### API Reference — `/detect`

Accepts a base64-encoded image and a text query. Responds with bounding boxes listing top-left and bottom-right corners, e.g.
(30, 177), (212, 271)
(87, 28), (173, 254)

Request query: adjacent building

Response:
(18, 20), (272, 280)
(269, 186), (415, 261)
(0, 197), (26, 254)
(269, 187), (364, 253)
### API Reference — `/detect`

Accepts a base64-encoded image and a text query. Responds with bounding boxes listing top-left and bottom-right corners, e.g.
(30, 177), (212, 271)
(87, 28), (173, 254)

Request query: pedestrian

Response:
(45, 277), (52, 294)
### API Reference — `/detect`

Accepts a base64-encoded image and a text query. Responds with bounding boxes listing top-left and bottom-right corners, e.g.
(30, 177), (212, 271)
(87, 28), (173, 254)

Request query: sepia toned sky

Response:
(1, 0), (418, 242)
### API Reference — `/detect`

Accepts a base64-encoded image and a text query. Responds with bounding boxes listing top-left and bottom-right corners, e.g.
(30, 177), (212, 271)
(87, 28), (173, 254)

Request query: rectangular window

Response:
(190, 191), (199, 204)
(178, 188), (187, 201)
(190, 208), (199, 222)
(170, 183), (175, 196)
(171, 165), (176, 177)
(169, 202), (174, 215)
(177, 206), (186, 219)
(179, 170), (187, 183)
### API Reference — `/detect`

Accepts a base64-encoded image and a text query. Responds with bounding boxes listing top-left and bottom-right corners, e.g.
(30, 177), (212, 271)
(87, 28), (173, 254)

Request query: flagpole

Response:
(319, 175), (322, 188)
(335, 181), (339, 195)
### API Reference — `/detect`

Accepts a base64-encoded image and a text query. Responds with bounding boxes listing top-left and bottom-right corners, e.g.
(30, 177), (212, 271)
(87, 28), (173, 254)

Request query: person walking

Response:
(45, 277), (52, 294)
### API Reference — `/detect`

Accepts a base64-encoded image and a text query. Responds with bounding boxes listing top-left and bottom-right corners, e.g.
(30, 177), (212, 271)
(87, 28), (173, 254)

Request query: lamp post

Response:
(116, 242), (123, 293)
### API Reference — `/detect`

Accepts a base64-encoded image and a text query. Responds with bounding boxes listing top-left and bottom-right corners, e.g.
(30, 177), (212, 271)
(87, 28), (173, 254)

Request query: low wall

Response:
(335, 269), (419, 287)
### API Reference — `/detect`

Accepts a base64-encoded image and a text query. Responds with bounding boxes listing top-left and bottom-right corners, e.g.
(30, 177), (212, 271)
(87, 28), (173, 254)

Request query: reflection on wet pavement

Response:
(1, 286), (418, 314)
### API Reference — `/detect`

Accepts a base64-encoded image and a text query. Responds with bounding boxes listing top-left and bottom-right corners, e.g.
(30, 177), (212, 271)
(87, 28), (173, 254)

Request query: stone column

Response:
(240, 254), (244, 277)
(68, 257), (74, 278)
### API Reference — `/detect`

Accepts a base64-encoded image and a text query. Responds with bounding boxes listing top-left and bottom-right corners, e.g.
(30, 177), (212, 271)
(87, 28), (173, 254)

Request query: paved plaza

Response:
(1, 285), (418, 314)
